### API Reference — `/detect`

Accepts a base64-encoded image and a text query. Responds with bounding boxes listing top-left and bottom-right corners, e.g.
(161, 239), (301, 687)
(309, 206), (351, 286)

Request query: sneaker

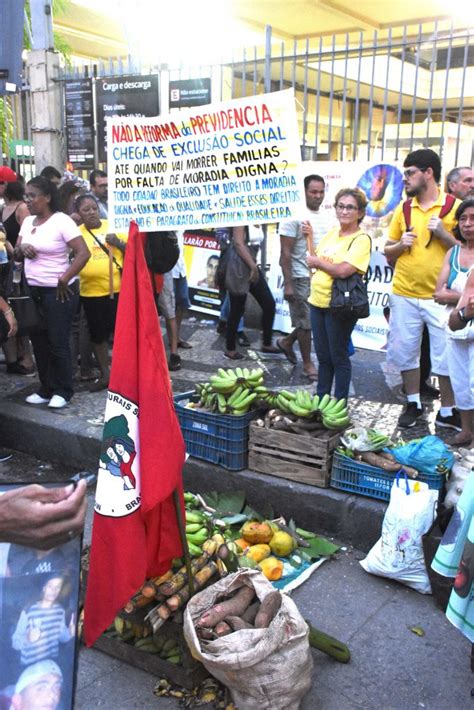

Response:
(168, 353), (181, 372)
(25, 393), (50, 405)
(237, 332), (250, 347)
(6, 361), (30, 375)
(435, 409), (462, 431)
(0, 449), (13, 462)
(48, 395), (68, 409)
(398, 402), (423, 428)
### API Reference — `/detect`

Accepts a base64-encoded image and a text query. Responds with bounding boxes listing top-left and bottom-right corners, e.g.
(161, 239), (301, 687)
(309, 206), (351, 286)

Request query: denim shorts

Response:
(173, 276), (191, 310)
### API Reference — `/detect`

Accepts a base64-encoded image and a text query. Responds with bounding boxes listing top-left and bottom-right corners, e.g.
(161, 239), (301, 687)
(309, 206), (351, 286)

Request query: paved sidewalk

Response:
(0, 316), (470, 709)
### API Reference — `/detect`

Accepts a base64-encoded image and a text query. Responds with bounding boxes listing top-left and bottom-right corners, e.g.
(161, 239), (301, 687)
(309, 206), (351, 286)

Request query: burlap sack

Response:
(183, 569), (313, 710)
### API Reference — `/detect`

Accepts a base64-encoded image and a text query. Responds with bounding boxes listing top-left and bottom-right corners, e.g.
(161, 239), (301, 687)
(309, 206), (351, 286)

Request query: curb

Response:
(0, 400), (385, 552)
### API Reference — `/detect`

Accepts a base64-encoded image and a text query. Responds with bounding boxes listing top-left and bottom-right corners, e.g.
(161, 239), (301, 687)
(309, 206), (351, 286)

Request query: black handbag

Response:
(330, 273), (370, 320)
(5, 262), (45, 336)
(329, 235), (371, 320)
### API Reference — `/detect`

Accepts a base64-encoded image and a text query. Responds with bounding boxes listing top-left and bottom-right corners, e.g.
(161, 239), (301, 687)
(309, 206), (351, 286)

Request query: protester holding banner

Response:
(277, 174), (330, 381)
(224, 226), (278, 360)
(14, 177), (90, 409)
(307, 188), (371, 400)
(76, 194), (127, 391)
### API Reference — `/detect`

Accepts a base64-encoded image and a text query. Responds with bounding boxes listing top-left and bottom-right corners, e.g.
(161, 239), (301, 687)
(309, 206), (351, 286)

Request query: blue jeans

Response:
(29, 284), (79, 401)
(220, 293), (244, 333)
(310, 305), (357, 401)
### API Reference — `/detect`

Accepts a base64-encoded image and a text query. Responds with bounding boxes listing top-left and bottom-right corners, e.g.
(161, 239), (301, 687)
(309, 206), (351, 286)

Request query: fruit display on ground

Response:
(102, 490), (340, 663)
(184, 367), (352, 430)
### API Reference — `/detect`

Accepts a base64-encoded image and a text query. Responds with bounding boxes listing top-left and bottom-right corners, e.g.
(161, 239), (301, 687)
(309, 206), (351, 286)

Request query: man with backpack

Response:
(384, 149), (461, 428)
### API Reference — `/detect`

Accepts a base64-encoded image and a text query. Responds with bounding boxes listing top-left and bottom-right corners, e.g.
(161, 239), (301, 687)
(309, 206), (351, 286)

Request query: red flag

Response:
(84, 222), (185, 646)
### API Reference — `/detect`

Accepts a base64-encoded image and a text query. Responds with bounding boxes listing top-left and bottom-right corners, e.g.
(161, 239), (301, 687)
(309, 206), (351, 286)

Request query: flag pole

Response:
(172, 488), (194, 595)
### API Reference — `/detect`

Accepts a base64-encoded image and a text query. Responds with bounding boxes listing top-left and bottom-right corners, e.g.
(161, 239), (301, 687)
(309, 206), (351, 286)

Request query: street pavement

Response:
(0, 315), (472, 708)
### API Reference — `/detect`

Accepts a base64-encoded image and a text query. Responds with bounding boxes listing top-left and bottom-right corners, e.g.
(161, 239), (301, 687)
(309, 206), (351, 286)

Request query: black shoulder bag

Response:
(86, 227), (123, 275)
(329, 235), (372, 320)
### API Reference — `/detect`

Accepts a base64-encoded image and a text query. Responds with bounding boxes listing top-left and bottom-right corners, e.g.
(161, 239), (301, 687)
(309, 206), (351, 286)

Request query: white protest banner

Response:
(107, 89), (306, 232)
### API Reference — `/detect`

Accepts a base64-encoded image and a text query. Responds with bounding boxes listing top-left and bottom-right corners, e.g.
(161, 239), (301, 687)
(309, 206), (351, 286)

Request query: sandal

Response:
(260, 345), (281, 354)
(89, 379), (109, 392)
(303, 371), (318, 382)
(224, 351), (246, 360)
(276, 338), (297, 364)
(178, 340), (192, 349)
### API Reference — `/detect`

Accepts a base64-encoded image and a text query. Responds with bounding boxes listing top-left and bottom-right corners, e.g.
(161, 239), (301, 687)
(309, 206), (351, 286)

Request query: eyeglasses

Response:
(403, 168), (425, 179)
(335, 203), (358, 212)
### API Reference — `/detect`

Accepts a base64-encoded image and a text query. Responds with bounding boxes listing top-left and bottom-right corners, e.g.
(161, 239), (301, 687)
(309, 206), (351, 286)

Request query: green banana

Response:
(276, 394), (291, 413)
(289, 400), (312, 418)
(280, 389), (296, 400)
(186, 527), (208, 543)
(185, 510), (205, 524)
(185, 522), (203, 533)
(217, 393), (227, 414)
(235, 366), (244, 378)
(311, 394), (320, 411)
(318, 393), (331, 411)
(330, 398), (347, 415)
(187, 541), (204, 556)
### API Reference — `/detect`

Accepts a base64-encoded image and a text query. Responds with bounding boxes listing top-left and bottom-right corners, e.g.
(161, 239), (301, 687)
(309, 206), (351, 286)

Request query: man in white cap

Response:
(10, 660), (62, 710)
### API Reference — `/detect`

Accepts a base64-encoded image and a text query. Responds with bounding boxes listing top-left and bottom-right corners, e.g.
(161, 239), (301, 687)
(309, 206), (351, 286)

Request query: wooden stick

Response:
(107, 244), (114, 299)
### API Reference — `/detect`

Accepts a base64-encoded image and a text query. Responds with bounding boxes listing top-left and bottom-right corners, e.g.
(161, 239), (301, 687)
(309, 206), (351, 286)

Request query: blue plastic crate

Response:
(174, 392), (260, 471)
(330, 451), (445, 502)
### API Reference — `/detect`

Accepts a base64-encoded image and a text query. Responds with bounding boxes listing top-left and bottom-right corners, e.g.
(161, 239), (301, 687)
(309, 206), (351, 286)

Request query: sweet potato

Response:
(197, 585), (255, 628)
(215, 621), (232, 637)
(241, 601), (260, 624)
(254, 591), (282, 628)
(225, 616), (254, 631)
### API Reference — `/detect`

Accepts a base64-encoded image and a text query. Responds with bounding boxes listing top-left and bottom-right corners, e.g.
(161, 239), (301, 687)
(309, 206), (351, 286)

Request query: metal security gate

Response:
(3, 22), (473, 173)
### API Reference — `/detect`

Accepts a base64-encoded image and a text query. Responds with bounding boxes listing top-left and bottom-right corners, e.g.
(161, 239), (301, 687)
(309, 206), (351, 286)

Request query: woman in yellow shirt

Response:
(76, 194), (127, 391)
(307, 188), (371, 401)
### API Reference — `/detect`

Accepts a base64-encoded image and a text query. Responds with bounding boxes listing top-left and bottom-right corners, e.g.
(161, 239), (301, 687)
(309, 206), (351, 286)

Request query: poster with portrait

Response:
(182, 229), (222, 316)
(0, 483), (82, 710)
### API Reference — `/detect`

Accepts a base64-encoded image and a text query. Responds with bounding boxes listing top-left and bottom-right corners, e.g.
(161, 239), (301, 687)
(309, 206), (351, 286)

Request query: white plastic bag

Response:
(360, 476), (438, 594)
(183, 569), (313, 710)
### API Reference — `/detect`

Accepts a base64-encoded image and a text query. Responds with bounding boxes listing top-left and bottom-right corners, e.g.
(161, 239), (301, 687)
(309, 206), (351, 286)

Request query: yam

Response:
(357, 451), (419, 479)
(254, 591), (282, 628)
(197, 585), (255, 628)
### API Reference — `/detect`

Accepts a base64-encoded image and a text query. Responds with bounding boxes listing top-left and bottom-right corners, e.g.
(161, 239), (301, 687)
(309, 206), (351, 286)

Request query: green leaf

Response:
(288, 518), (297, 531)
(201, 490), (246, 515)
(220, 514), (248, 526)
(242, 504), (262, 521)
(302, 537), (340, 560)
(409, 626), (425, 637)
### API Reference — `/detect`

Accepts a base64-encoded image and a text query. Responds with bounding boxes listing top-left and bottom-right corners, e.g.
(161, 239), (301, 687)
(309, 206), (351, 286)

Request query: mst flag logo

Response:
(95, 391), (140, 517)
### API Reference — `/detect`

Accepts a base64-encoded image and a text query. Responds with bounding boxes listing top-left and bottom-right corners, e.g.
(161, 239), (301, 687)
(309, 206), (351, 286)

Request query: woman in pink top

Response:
(14, 177), (90, 408)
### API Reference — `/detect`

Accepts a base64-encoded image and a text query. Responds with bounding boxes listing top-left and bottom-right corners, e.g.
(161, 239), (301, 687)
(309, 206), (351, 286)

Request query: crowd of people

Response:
(1, 153), (473, 440)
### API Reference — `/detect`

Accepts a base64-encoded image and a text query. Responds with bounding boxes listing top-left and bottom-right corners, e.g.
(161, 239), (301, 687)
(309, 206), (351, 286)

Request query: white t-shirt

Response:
(278, 209), (333, 278)
(19, 212), (81, 287)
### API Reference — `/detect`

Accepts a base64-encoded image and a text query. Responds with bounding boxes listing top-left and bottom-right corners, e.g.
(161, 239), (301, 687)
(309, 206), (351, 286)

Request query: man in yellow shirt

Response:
(384, 149), (460, 428)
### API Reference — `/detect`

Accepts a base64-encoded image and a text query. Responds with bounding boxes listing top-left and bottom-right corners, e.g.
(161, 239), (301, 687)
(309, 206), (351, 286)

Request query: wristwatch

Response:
(457, 307), (471, 324)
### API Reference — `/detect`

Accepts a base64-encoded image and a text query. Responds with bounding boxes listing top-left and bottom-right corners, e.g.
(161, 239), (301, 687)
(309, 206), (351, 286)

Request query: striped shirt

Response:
(12, 603), (71, 665)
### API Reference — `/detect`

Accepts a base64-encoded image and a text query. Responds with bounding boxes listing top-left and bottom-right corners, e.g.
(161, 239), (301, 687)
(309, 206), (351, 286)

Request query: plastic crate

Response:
(174, 392), (260, 471)
(330, 451), (445, 502)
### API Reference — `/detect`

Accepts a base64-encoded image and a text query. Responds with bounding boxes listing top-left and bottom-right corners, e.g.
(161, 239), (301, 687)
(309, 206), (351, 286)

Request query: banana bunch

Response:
(185, 509), (211, 556)
(150, 635), (183, 664)
(365, 428), (392, 451)
(113, 616), (151, 642)
(194, 367), (263, 415)
(261, 389), (351, 430)
(318, 394), (351, 430)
